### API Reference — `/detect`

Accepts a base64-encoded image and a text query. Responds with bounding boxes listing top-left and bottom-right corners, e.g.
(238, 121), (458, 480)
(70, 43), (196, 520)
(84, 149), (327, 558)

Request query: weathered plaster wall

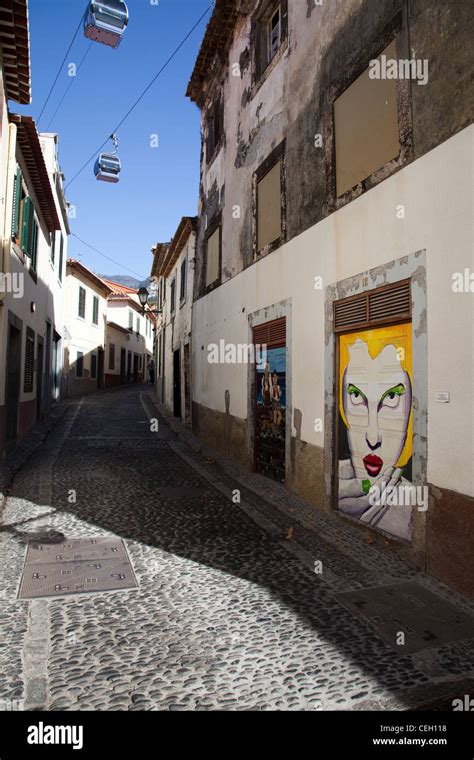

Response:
(193, 0), (474, 299)
(192, 127), (474, 501)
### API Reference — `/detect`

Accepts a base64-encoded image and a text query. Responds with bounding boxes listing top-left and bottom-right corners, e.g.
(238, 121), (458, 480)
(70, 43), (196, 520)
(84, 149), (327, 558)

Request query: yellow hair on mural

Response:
(338, 323), (413, 468)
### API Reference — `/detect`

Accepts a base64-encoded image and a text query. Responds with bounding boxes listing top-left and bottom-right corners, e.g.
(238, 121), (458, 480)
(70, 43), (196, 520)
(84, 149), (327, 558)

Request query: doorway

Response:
(36, 337), (44, 423)
(97, 348), (104, 388)
(44, 322), (52, 414)
(183, 343), (191, 425)
(253, 318), (287, 483)
(5, 319), (22, 448)
(173, 349), (181, 418)
(133, 353), (139, 383)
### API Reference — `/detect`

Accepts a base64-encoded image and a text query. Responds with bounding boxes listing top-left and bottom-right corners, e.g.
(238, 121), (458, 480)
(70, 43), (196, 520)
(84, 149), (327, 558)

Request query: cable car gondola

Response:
(95, 134), (121, 183)
(84, 1), (129, 49)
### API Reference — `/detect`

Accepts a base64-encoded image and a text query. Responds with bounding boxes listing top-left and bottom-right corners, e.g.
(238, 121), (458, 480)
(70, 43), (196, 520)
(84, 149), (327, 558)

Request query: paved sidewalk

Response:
(0, 384), (473, 712)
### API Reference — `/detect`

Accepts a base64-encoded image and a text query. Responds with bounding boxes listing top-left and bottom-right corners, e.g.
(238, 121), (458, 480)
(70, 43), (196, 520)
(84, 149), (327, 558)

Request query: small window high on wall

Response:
(334, 40), (400, 197)
(253, 0), (288, 82)
(205, 220), (221, 291)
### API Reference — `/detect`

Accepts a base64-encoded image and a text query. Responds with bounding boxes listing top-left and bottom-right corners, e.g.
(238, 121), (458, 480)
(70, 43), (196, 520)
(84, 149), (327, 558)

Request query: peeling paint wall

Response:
(193, 0), (473, 300)
(192, 124), (474, 507)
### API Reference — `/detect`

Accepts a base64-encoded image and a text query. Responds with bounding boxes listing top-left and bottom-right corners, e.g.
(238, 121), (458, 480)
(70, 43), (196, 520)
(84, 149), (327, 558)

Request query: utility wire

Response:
(37, 10), (86, 126)
(45, 42), (93, 132)
(71, 233), (148, 280)
(65, 2), (214, 190)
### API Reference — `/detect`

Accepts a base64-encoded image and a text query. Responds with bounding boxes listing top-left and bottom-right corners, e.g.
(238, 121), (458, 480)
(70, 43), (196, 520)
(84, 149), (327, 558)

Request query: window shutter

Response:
(334, 295), (368, 331)
(20, 196), (31, 252)
(51, 232), (56, 264)
(31, 219), (38, 272)
(253, 317), (286, 347)
(334, 280), (411, 332)
(58, 234), (64, 281)
(11, 168), (22, 237)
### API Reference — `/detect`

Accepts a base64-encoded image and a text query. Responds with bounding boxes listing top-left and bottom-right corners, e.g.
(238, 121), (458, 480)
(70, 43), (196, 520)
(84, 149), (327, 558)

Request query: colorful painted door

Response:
(337, 322), (413, 540)
(253, 318), (286, 483)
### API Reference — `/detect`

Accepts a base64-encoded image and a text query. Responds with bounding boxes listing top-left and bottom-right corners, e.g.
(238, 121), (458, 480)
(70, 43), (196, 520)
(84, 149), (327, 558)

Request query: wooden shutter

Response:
(51, 232), (56, 264)
(93, 296), (99, 325)
(20, 196), (31, 252)
(11, 168), (22, 238)
(30, 218), (38, 272)
(78, 287), (86, 318)
(253, 317), (286, 347)
(334, 280), (411, 332)
(58, 235), (64, 281)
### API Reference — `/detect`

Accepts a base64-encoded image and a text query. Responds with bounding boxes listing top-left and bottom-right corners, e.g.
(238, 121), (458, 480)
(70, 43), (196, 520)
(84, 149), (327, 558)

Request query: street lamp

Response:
(138, 287), (148, 310)
(137, 287), (162, 316)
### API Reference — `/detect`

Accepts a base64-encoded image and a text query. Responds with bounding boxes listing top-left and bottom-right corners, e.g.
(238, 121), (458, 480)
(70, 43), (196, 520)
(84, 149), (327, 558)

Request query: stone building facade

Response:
(186, 0), (474, 594)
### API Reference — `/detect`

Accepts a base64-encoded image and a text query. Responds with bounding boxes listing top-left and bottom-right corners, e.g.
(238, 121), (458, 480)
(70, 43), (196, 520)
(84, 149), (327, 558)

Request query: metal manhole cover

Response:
(336, 582), (474, 654)
(18, 537), (138, 599)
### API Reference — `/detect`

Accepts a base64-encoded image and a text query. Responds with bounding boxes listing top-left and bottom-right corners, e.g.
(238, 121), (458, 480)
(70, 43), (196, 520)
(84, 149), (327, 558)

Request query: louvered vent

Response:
(253, 317), (286, 346)
(369, 282), (411, 322)
(334, 280), (411, 332)
(334, 296), (368, 331)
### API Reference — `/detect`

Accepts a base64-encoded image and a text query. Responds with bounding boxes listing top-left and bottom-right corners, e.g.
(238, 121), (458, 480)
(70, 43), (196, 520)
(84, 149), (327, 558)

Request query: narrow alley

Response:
(0, 385), (473, 712)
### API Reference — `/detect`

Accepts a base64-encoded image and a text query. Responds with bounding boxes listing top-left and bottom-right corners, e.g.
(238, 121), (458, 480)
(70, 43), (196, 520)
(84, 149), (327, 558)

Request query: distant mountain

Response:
(100, 274), (151, 290)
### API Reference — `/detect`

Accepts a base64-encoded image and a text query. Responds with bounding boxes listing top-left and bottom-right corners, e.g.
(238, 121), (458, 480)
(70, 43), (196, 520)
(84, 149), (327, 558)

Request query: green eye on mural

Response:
(347, 383), (367, 405)
(379, 383), (406, 408)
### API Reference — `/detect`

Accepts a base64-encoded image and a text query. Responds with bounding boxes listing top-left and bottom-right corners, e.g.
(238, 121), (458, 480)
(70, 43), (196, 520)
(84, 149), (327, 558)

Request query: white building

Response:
(186, 0), (473, 595)
(152, 217), (197, 425)
(101, 278), (155, 388)
(63, 260), (111, 397)
(0, 1), (70, 455)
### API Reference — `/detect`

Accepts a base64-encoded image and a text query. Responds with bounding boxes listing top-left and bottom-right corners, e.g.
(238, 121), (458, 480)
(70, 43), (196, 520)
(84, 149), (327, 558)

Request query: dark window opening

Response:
(206, 98), (224, 163)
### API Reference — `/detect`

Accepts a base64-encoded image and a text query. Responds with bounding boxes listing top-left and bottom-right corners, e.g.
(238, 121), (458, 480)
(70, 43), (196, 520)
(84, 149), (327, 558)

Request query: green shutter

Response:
(31, 219), (38, 272)
(58, 234), (64, 281)
(27, 203), (35, 256)
(20, 196), (31, 252)
(11, 168), (22, 238)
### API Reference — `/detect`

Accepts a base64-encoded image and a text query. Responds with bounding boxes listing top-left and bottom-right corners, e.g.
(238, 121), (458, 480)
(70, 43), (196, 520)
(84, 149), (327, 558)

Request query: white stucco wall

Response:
(158, 234), (195, 416)
(192, 126), (474, 497)
(0, 128), (69, 409)
(64, 271), (107, 377)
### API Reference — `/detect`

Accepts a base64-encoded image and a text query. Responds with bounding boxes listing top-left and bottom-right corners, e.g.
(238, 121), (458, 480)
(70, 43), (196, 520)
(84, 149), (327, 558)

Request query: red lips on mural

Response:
(363, 454), (383, 477)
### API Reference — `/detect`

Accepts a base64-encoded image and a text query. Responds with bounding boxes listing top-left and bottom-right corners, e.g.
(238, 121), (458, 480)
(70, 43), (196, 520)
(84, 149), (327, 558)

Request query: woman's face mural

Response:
(343, 339), (412, 482)
(338, 324), (413, 540)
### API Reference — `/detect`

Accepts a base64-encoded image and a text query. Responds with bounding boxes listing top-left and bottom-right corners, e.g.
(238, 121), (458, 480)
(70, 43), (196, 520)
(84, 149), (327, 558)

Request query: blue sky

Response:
(15, 0), (211, 280)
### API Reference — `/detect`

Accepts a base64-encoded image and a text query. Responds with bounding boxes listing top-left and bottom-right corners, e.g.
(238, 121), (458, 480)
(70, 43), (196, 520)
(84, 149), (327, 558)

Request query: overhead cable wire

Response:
(65, 2), (214, 190)
(71, 233), (148, 280)
(37, 9), (86, 126)
(45, 42), (94, 132)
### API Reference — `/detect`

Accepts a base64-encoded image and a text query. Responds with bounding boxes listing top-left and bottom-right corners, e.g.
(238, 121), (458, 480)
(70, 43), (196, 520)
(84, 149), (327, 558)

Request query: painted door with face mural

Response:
(253, 318), (287, 483)
(337, 322), (413, 540)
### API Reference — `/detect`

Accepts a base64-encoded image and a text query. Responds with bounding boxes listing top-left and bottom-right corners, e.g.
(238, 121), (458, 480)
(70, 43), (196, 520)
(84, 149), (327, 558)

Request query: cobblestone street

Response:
(0, 385), (473, 712)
